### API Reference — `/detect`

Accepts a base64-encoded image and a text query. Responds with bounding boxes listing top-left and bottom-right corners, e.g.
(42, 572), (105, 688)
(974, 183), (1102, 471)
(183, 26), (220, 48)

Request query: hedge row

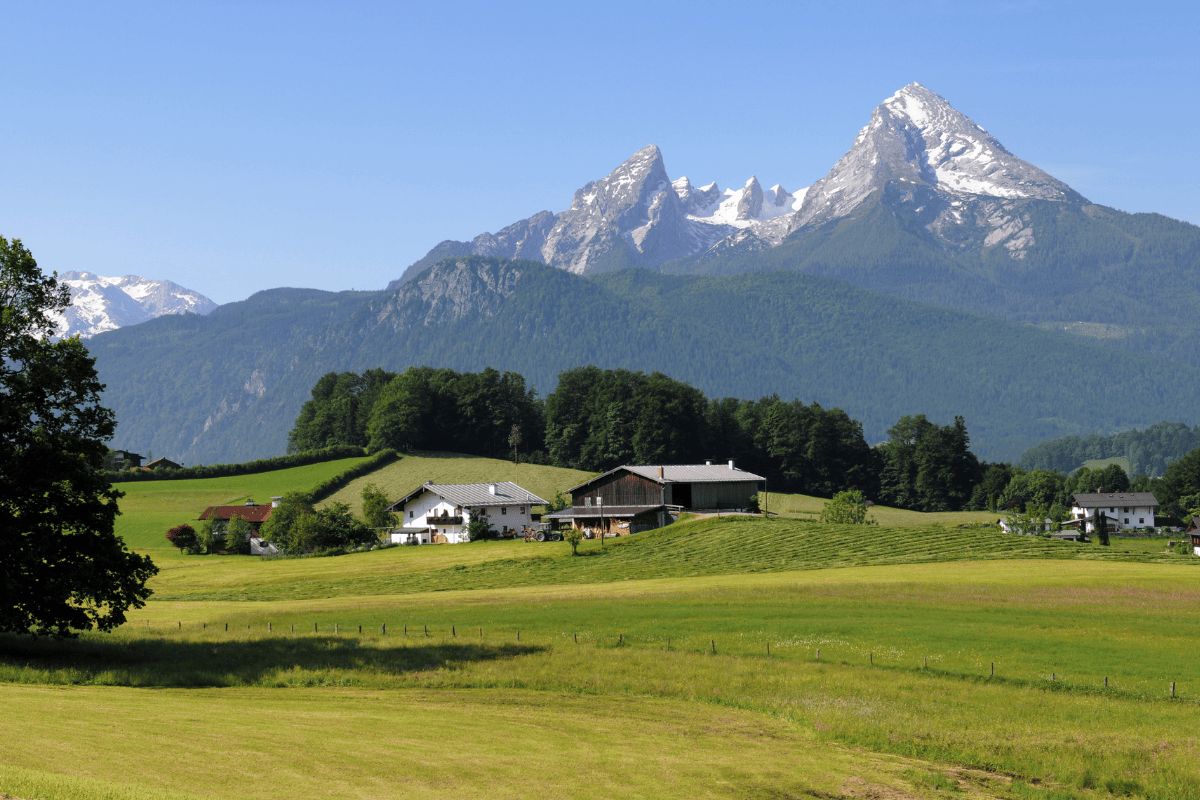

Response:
(308, 449), (399, 503)
(105, 445), (369, 483)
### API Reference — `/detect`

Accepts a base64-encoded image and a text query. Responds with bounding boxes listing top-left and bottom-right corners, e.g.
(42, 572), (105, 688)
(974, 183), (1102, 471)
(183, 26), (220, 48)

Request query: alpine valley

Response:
(83, 83), (1200, 467)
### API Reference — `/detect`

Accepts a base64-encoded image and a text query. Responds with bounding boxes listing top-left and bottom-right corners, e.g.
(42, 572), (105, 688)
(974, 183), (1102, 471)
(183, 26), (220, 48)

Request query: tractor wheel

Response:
(535, 531), (546, 542)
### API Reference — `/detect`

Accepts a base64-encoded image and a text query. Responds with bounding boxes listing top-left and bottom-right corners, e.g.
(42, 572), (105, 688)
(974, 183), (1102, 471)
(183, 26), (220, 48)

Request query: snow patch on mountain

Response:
(50, 271), (218, 339)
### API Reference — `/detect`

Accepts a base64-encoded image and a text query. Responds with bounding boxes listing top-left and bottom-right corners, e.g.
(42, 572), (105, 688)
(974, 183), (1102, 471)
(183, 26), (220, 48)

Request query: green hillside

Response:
(88, 258), (1200, 466)
(1019, 421), (1200, 476)
(114, 456), (373, 551)
(663, 195), (1200, 368)
(316, 451), (593, 516)
(148, 514), (1191, 602)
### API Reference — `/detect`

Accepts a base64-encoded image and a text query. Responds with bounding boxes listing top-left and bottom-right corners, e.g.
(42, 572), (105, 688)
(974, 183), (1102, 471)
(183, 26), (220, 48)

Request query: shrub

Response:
(165, 524), (199, 554)
(819, 490), (876, 525)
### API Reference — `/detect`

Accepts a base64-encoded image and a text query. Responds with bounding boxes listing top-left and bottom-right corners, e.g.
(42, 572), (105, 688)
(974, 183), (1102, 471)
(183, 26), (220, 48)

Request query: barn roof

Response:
(199, 504), (274, 523)
(569, 463), (764, 492)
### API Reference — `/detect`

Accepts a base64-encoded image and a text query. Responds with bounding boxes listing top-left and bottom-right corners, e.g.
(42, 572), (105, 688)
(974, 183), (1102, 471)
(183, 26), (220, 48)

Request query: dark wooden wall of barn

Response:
(666, 480), (761, 510)
(573, 471), (664, 507)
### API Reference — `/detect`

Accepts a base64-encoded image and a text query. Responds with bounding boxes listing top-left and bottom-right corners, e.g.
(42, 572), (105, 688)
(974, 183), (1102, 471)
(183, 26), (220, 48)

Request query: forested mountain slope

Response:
(1018, 422), (1200, 477)
(663, 194), (1200, 367)
(88, 257), (1200, 466)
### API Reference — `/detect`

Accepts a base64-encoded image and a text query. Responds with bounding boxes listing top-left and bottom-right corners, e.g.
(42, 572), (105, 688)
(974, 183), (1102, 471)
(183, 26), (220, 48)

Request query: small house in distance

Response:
(1069, 491), (1159, 533)
(1186, 518), (1200, 556)
(545, 461), (765, 537)
(386, 481), (548, 545)
(107, 450), (144, 470)
(198, 498), (278, 554)
(146, 456), (183, 470)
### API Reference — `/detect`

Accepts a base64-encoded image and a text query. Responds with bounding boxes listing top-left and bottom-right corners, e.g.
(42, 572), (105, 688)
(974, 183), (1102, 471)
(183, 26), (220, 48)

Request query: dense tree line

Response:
(288, 365), (989, 510)
(289, 367), (544, 461)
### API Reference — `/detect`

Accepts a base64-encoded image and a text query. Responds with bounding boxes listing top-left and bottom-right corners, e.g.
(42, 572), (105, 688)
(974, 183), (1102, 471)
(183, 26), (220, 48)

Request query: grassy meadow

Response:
(112, 456), (374, 551)
(4, 454), (1200, 800)
(316, 450), (595, 515)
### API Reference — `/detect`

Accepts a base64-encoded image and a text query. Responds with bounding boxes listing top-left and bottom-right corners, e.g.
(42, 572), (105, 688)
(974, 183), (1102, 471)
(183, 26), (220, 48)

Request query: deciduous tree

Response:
(0, 237), (157, 637)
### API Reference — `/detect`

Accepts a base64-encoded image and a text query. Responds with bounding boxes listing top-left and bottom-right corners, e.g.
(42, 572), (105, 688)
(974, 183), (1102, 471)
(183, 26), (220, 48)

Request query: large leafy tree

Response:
(0, 237), (157, 637)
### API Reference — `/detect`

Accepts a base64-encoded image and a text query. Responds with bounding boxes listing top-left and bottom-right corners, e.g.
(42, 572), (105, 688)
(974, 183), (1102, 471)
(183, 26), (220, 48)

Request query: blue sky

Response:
(2, 1), (1196, 304)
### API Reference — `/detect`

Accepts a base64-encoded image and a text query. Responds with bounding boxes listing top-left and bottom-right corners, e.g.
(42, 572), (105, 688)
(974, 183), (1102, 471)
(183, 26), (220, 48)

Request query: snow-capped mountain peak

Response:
(396, 83), (1087, 280)
(796, 83), (1082, 231)
(50, 271), (218, 339)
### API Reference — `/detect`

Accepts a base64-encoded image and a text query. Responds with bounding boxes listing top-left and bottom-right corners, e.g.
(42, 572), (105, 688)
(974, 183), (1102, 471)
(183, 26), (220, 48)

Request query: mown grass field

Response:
(5, 458), (1200, 799)
(317, 451), (595, 516)
(764, 490), (999, 526)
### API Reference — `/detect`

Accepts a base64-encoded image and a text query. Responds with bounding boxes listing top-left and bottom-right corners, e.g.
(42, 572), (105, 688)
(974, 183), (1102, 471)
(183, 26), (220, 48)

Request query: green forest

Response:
(287, 363), (1200, 520)
(86, 257), (1200, 467)
(1018, 421), (1200, 477)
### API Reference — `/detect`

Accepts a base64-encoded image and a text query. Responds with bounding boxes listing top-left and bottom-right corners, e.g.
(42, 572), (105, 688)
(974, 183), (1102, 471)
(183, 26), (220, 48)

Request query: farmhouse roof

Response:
(568, 463), (765, 492)
(1071, 492), (1159, 508)
(146, 457), (183, 470)
(387, 481), (548, 512)
(199, 504), (274, 523)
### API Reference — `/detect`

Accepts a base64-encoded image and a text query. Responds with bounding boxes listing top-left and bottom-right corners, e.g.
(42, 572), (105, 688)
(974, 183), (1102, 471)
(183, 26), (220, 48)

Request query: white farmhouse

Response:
(386, 481), (548, 544)
(1069, 491), (1159, 533)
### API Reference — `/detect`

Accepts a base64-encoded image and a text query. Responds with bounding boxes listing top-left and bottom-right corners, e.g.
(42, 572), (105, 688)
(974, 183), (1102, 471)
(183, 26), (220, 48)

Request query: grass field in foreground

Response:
(113, 456), (373, 551)
(316, 450), (594, 516)
(0, 685), (957, 800)
(4, 561), (1200, 799)
(143, 514), (1196, 602)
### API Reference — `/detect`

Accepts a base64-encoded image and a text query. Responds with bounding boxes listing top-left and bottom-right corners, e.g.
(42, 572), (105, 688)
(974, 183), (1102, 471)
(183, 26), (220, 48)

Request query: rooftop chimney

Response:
(706, 460), (712, 466)
(658, 466), (664, 478)
(728, 460), (735, 470)
(489, 483), (497, 495)
(245, 499), (255, 506)
(271, 496), (282, 508)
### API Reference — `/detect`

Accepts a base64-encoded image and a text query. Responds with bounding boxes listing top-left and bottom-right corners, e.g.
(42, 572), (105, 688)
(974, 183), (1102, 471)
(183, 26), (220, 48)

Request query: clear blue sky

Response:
(2, 1), (1196, 304)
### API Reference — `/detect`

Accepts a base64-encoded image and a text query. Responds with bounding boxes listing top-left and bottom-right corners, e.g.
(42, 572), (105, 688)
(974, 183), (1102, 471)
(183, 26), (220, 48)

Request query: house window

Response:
(585, 497), (592, 506)
(1123, 507), (1130, 513)
(1140, 518), (1145, 524)
(1110, 507), (1116, 513)
(1124, 518), (1129, 525)
(519, 506), (524, 514)
(501, 507), (507, 515)
(409, 511), (413, 519)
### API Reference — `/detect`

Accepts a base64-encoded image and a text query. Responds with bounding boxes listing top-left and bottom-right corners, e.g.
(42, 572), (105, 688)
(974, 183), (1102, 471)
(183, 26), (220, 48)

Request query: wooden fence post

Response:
(314, 623), (318, 633)
(382, 624), (387, 634)
(1172, 682), (1176, 698)
(225, 623), (228, 632)
(990, 662), (994, 677)
(452, 625), (456, 637)
(268, 622), (271, 633)
(178, 621), (181, 629)
(619, 633), (623, 645)
(335, 623), (338, 634)
(517, 630), (520, 641)
(767, 642), (771, 657)
(711, 639), (715, 654)
(816, 648), (820, 662)
(574, 633), (577, 644)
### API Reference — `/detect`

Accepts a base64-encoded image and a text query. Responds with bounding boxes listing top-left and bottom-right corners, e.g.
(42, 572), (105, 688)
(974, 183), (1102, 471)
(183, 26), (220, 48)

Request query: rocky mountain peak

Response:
(793, 83), (1083, 231)
(50, 271), (218, 339)
(735, 176), (765, 221)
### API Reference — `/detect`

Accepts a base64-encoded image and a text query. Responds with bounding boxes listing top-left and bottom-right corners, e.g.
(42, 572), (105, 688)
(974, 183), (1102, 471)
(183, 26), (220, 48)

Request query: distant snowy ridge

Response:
(50, 271), (218, 339)
(394, 82), (1087, 283)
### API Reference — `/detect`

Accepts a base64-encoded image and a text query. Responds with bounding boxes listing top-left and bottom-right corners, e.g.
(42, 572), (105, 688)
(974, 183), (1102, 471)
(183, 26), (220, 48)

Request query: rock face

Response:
(394, 83), (1088, 283)
(51, 271), (218, 339)
(395, 145), (806, 282)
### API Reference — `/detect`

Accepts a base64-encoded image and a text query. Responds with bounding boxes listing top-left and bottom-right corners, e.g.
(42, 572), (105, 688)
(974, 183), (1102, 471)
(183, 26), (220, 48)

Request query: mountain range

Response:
(51, 271), (217, 339)
(397, 83), (1200, 367)
(79, 83), (1200, 467)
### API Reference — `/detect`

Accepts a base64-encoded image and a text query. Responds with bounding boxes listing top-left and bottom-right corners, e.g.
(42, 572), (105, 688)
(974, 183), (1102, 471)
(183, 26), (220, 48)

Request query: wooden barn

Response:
(545, 461), (765, 536)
